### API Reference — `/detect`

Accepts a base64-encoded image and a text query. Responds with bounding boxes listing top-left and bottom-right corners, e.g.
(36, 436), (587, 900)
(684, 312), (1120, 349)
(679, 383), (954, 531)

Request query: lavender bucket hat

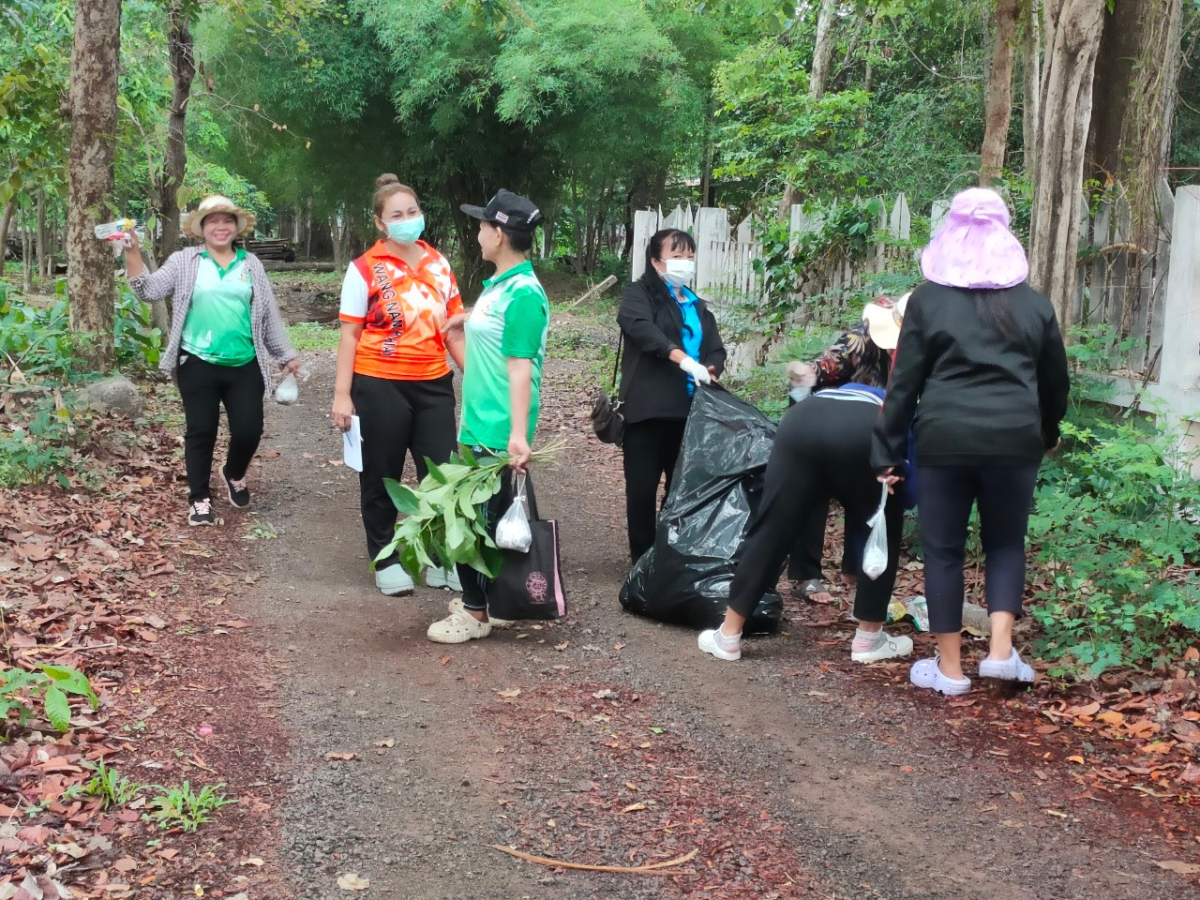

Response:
(921, 188), (1028, 290)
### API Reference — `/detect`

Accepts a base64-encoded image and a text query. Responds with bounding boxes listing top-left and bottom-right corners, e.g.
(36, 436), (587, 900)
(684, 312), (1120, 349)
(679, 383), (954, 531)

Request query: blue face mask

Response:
(386, 214), (425, 245)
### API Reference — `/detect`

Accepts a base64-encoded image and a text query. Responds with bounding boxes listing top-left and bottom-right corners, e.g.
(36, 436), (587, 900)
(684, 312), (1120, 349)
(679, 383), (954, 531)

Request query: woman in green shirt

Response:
(124, 195), (299, 526)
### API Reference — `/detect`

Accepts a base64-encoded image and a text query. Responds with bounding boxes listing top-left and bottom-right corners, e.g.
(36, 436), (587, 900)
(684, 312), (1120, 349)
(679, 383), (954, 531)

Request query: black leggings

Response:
(727, 397), (903, 623)
(352, 372), (457, 568)
(788, 501), (865, 582)
(622, 418), (686, 564)
(176, 355), (265, 503)
(916, 464), (1040, 633)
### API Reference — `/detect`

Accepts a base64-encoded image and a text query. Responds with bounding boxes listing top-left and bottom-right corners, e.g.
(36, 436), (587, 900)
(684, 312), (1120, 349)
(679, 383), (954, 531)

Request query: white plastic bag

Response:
(274, 372), (299, 405)
(862, 483), (889, 580)
(495, 473), (532, 553)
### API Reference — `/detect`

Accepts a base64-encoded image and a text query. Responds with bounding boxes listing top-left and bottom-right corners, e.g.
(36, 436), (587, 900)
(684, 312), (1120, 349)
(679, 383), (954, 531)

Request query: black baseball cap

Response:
(460, 189), (543, 233)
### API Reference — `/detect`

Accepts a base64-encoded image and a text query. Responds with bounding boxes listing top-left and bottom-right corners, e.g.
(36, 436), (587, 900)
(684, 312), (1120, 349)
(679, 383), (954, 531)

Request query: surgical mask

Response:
(386, 214), (425, 245)
(662, 258), (695, 288)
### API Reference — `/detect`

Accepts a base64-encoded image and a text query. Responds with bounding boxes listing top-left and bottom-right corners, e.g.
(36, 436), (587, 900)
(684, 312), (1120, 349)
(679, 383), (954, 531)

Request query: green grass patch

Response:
(287, 321), (340, 351)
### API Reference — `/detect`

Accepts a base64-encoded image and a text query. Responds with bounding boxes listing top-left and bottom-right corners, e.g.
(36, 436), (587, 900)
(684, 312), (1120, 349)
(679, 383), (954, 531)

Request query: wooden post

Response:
(695, 206), (730, 297)
(1160, 185), (1200, 474)
(630, 210), (658, 282)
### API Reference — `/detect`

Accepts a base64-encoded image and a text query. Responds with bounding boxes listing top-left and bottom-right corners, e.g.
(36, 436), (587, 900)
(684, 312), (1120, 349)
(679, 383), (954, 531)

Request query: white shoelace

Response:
(193, 498), (212, 515)
(229, 477), (247, 491)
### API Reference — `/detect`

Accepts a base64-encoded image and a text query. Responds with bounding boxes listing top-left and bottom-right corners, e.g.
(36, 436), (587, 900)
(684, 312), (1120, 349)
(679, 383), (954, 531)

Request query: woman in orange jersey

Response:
(332, 174), (466, 596)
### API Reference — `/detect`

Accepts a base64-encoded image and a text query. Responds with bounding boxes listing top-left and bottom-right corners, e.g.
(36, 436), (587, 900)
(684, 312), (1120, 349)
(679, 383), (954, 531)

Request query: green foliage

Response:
(147, 781), (236, 832)
(287, 322), (340, 351)
(378, 444), (562, 579)
(1028, 395), (1200, 678)
(0, 665), (99, 734)
(71, 759), (145, 810)
(0, 399), (81, 490)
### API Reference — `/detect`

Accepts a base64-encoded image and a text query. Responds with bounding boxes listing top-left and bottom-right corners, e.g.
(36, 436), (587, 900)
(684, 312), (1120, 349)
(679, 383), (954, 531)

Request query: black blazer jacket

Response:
(616, 269), (727, 424)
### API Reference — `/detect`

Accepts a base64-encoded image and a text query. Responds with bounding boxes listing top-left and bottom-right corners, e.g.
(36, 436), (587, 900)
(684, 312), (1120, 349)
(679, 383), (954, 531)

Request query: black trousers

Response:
(727, 397), (903, 623)
(916, 463), (1040, 633)
(622, 417), (686, 564)
(175, 355), (265, 503)
(787, 501), (864, 582)
(352, 372), (456, 568)
(455, 460), (539, 612)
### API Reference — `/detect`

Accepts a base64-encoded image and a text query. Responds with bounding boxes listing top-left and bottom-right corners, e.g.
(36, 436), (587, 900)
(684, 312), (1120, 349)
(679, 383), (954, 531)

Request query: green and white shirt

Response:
(180, 248), (255, 366)
(459, 260), (549, 451)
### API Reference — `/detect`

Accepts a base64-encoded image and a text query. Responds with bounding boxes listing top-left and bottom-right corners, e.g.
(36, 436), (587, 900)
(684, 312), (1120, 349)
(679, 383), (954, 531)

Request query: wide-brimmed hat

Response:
(920, 188), (1027, 290)
(460, 189), (542, 233)
(182, 195), (256, 241)
(861, 292), (910, 351)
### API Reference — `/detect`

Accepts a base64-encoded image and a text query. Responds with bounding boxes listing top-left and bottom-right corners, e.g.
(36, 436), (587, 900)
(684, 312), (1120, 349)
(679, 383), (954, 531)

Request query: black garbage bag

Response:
(619, 384), (784, 634)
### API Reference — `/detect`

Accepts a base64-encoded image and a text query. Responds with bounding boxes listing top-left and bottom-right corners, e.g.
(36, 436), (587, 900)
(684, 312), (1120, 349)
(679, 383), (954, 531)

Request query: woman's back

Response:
(884, 280), (1068, 467)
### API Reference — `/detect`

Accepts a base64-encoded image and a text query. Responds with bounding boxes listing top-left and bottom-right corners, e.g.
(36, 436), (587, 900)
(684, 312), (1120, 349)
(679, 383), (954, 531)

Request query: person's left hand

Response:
(283, 358), (303, 376)
(508, 434), (532, 473)
(877, 466), (903, 495)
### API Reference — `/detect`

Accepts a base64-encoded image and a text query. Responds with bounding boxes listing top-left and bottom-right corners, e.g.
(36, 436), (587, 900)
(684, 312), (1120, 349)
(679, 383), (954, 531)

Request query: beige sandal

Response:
(448, 598), (514, 629)
(426, 610), (492, 644)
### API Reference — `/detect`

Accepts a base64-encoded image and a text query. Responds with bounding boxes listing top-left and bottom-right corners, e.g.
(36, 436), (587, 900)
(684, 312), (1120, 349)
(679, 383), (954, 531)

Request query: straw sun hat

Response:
(182, 195), (256, 241)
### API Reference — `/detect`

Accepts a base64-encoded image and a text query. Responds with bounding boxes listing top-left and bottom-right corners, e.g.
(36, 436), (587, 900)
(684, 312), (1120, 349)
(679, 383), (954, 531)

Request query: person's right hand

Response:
(679, 356), (712, 385)
(119, 228), (141, 253)
(332, 394), (355, 432)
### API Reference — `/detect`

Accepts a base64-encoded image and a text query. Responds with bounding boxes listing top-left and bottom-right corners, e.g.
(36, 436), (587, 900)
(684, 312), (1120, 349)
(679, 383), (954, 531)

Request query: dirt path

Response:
(238, 351), (1199, 900)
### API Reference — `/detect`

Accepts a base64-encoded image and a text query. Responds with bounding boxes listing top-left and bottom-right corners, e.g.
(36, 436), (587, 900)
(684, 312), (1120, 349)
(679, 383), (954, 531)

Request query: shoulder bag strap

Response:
(610, 331), (624, 392)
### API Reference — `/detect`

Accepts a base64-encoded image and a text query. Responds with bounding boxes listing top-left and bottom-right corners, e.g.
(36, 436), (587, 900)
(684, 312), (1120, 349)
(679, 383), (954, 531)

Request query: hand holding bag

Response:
(590, 333), (625, 445)
(488, 472), (567, 621)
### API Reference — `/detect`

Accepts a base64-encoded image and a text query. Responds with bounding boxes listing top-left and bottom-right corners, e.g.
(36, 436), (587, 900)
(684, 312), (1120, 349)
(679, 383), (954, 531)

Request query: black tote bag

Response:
(488, 474), (567, 621)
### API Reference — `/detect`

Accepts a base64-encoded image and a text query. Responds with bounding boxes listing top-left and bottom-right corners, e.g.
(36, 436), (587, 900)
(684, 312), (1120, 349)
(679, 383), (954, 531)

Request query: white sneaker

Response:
(375, 565), (415, 596)
(426, 567), (462, 592)
(850, 631), (914, 663)
(426, 610), (492, 644)
(698, 627), (741, 661)
(978, 648), (1035, 683)
(448, 598), (513, 629)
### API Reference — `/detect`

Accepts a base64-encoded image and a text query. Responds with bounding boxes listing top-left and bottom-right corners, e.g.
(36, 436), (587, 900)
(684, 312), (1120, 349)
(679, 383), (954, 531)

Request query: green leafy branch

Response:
(1, 665), (99, 734)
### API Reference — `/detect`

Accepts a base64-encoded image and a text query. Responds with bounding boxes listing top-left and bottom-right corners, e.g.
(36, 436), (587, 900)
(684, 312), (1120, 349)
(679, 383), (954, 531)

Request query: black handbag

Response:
(590, 333), (625, 445)
(488, 474), (567, 622)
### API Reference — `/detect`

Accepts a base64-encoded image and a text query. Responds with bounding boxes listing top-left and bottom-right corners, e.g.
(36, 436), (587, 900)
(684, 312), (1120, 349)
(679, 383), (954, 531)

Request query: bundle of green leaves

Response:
(377, 445), (561, 581)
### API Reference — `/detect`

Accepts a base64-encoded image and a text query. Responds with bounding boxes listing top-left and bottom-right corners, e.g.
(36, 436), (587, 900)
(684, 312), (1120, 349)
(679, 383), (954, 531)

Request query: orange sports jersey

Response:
(339, 240), (464, 380)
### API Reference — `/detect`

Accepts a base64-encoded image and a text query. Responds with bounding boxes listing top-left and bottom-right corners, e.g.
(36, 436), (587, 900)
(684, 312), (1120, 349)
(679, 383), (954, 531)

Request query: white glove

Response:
(679, 356), (712, 385)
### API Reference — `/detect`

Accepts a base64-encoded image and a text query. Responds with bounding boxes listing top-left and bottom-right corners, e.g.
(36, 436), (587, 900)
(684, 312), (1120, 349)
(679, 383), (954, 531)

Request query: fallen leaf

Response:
(1154, 861), (1200, 876)
(1096, 710), (1125, 727)
(337, 873), (370, 892)
(593, 689), (618, 700)
(497, 689), (521, 699)
(1072, 701), (1102, 718)
(216, 620), (253, 629)
(1067, 755), (1086, 764)
(113, 857), (138, 873)
(554, 641), (569, 651)
(242, 857), (264, 867)
(324, 752), (357, 762)
(440, 656), (451, 666)
(622, 802), (647, 813)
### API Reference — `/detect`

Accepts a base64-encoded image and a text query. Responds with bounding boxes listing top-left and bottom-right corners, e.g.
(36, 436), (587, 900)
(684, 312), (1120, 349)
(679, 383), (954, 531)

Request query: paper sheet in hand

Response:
(343, 415), (363, 472)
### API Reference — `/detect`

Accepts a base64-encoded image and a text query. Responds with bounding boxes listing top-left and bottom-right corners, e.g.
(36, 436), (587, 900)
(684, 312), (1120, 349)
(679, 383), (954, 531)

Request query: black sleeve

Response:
(617, 281), (676, 360)
(1037, 310), (1070, 448)
(871, 295), (930, 471)
(701, 308), (727, 376)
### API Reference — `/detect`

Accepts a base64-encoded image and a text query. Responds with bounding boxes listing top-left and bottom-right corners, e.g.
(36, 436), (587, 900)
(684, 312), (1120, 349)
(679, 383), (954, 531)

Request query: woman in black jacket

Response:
(872, 188), (1069, 696)
(617, 228), (727, 564)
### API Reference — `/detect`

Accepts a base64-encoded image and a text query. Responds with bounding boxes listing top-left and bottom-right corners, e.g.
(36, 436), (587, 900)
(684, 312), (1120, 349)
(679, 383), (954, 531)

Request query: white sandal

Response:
(426, 610), (492, 644)
(448, 598), (514, 629)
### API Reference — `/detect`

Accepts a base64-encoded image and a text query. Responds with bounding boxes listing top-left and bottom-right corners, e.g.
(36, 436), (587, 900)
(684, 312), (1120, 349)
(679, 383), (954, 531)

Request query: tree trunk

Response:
(157, 1), (195, 263)
(66, 0), (122, 368)
(36, 190), (47, 280)
(1028, 0), (1105, 329)
(1021, 0), (1042, 175)
(0, 201), (14, 258)
(778, 0), (839, 219)
(981, 0), (1020, 185)
(22, 224), (33, 293)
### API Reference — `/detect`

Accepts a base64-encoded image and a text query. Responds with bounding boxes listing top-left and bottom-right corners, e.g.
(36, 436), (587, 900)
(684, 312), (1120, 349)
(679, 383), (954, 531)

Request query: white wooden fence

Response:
(631, 186), (1200, 473)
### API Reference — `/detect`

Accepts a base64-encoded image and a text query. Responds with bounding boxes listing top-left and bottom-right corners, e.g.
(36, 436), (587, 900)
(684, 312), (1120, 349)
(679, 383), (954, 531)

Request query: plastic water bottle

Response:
(94, 220), (146, 242)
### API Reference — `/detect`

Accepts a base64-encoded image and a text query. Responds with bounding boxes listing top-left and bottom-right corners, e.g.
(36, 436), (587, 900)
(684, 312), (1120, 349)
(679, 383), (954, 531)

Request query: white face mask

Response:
(662, 258), (696, 288)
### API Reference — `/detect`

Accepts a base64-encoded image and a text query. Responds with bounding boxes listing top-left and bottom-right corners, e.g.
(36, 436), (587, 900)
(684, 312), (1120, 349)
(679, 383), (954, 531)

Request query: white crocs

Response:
(978, 648), (1035, 683)
(448, 597), (513, 629)
(910, 656), (971, 696)
(426, 610), (492, 644)
(851, 631), (914, 663)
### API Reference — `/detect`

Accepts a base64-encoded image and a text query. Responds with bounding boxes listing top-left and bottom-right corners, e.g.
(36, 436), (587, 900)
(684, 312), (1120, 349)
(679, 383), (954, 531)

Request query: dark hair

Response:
(372, 173), (419, 219)
(645, 228), (696, 274)
(485, 221), (536, 254)
(974, 289), (1019, 339)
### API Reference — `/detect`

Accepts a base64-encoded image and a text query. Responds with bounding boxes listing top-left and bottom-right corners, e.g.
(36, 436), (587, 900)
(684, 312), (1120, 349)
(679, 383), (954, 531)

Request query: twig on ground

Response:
(491, 845), (698, 874)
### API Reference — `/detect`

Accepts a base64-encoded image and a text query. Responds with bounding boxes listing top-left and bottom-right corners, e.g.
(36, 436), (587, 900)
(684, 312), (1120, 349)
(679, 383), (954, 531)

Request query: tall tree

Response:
(66, 0), (123, 366)
(158, 0), (197, 261)
(980, 0), (1019, 184)
(1021, 0), (1042, 174)
(1028, 0), (1105, 328)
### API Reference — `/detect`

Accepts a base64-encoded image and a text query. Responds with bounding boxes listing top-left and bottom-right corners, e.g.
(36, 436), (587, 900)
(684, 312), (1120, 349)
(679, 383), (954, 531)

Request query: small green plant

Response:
(147, 781), (236, 832)
(245, 520), (278, 540)
(0, 665), (99, 733)
(72, 759), (145, 810)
